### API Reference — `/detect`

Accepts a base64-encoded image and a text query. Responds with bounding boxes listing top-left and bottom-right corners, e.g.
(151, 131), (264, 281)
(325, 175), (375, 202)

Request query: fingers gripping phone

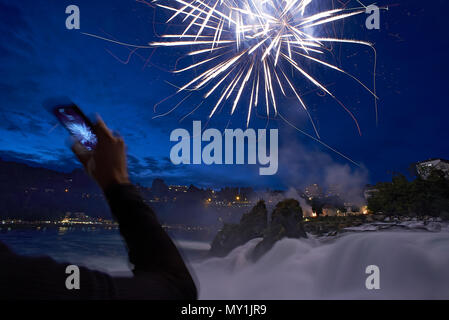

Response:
(52, 104), (98, 151)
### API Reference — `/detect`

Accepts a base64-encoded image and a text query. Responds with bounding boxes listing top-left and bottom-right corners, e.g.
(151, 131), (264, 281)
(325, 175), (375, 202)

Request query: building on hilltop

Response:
(415, 158), (449, 179)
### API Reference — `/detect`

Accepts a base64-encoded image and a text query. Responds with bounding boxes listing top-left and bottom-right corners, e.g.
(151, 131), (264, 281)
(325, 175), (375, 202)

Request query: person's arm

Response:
(71, 116), (197, 300)
(104, 183), (197, 299)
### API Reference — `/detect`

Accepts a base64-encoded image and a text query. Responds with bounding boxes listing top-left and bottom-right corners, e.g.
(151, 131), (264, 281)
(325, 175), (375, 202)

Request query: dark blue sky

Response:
(1, 0), (448, 189)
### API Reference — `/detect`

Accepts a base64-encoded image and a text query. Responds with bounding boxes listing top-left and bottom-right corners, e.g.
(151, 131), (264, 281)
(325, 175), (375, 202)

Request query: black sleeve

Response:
(103, 183), (198, 300)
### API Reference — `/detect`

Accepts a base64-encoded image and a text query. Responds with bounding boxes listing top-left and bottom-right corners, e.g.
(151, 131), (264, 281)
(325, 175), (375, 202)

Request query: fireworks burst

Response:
(149, 0), (378, 135)
(81, 0), (379, 165)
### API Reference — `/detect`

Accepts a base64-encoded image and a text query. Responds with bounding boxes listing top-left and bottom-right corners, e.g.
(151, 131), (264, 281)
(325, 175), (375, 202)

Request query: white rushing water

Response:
(3, 228), (448, 299)
(191, 231), (449, 299)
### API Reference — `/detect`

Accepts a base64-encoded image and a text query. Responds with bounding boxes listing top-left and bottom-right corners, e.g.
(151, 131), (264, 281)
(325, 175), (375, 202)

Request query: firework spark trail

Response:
(149, 0), (377, 137)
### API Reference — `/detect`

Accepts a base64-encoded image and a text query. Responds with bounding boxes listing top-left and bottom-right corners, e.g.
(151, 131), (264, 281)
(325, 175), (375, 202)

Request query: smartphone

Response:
(52, 104), (98, 151)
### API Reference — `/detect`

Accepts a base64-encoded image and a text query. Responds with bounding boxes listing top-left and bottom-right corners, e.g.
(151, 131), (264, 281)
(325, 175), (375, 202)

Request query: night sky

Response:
(1, 0), (448, 189)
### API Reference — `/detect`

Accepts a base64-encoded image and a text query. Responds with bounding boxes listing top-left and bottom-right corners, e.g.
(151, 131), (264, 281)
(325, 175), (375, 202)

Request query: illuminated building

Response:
(304, 184), (323, 199)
